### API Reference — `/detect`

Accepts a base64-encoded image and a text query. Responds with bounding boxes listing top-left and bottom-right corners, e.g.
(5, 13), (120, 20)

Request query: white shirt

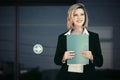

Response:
(64, 28), (89, 36)
(64, 28), (89, 73)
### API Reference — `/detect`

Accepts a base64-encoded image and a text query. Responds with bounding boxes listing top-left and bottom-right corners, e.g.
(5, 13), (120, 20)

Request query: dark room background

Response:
(0, 0), (120, 80)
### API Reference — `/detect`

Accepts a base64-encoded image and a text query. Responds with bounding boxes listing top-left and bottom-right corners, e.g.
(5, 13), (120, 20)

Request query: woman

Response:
(54, 3), (103, 80)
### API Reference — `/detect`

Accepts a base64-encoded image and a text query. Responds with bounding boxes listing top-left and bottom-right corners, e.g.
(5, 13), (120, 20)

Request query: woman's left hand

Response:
(81, 51), (93, 61)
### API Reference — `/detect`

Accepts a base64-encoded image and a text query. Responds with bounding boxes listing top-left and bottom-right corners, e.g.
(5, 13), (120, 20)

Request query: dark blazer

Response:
(54, 31), (103, 80)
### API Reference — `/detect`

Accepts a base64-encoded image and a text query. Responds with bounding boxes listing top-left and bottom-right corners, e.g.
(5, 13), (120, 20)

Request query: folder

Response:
(67, 34), (89, 65)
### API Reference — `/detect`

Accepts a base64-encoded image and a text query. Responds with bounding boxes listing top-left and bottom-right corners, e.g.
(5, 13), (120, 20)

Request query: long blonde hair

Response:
(67, 3), (88, 30)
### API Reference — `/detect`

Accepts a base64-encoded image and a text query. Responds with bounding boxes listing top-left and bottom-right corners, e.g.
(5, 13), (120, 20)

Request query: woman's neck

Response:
(71, 26), (84, 34)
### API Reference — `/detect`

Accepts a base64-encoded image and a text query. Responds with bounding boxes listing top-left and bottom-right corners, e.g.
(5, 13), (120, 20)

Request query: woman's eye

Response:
(81, 13), (85, 16)
(73, 14), (78, 16)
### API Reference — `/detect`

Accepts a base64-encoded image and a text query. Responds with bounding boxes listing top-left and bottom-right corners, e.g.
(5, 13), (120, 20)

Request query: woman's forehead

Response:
(74, 8), (84, 13)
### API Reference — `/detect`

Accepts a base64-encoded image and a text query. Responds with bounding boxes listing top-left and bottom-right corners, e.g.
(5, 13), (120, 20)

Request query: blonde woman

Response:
(54, 3), (103, 80)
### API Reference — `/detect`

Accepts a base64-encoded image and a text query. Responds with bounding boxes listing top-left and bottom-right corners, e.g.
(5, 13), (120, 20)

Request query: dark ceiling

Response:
(0, 0), (120, 5)
(0, 0), (76, 5)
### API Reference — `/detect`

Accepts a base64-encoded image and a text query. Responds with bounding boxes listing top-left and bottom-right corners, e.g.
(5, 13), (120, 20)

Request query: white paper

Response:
(68, 64), (84, 73)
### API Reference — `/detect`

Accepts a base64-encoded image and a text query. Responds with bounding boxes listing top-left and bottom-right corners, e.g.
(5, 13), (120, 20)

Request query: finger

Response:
(68, 54), (75, 59)
(67, 51), (75, 53)
(69, 53), (75, 56)
(68, 56), (74, 59)
(81, 52), (87, 57)
(81, 50), (87, 54)
(81, 53), (86, 57)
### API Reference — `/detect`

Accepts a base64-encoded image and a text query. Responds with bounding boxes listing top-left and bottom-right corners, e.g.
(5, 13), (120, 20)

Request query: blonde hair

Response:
(67, 3), (88, 30)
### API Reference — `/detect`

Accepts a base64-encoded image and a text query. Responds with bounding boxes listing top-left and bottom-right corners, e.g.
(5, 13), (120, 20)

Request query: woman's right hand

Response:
(62, 51), (75, 63)
(63, 51), (75, 61)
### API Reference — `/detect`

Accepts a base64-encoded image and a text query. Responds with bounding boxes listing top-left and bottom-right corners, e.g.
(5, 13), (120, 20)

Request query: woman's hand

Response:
(81, 51), (93, 61)
(62, 51), (75, 63)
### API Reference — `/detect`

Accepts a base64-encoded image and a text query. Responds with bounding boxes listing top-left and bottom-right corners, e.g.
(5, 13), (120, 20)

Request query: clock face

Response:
(33, 44), (43, 54)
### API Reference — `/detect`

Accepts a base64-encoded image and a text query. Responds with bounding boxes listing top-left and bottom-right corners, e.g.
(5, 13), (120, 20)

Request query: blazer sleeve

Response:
(90, 33), (103, 67)
(54, 34), (67, 65)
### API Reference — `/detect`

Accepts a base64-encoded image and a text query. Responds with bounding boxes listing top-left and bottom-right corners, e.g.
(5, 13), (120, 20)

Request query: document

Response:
(67, 34), (89, 65)
(68, 64), (84, 73)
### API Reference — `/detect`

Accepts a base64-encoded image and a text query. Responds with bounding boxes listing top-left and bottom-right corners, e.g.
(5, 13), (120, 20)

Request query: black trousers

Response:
(56, 71), (95, 80)
(68, 72), (85, 80)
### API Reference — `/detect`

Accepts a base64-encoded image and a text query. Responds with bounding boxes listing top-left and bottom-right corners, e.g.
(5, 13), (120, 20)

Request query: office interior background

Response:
(0, 0), (120, 80)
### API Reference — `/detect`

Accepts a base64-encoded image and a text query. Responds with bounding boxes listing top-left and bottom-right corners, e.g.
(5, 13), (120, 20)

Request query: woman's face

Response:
(72, 8), (85, 27)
